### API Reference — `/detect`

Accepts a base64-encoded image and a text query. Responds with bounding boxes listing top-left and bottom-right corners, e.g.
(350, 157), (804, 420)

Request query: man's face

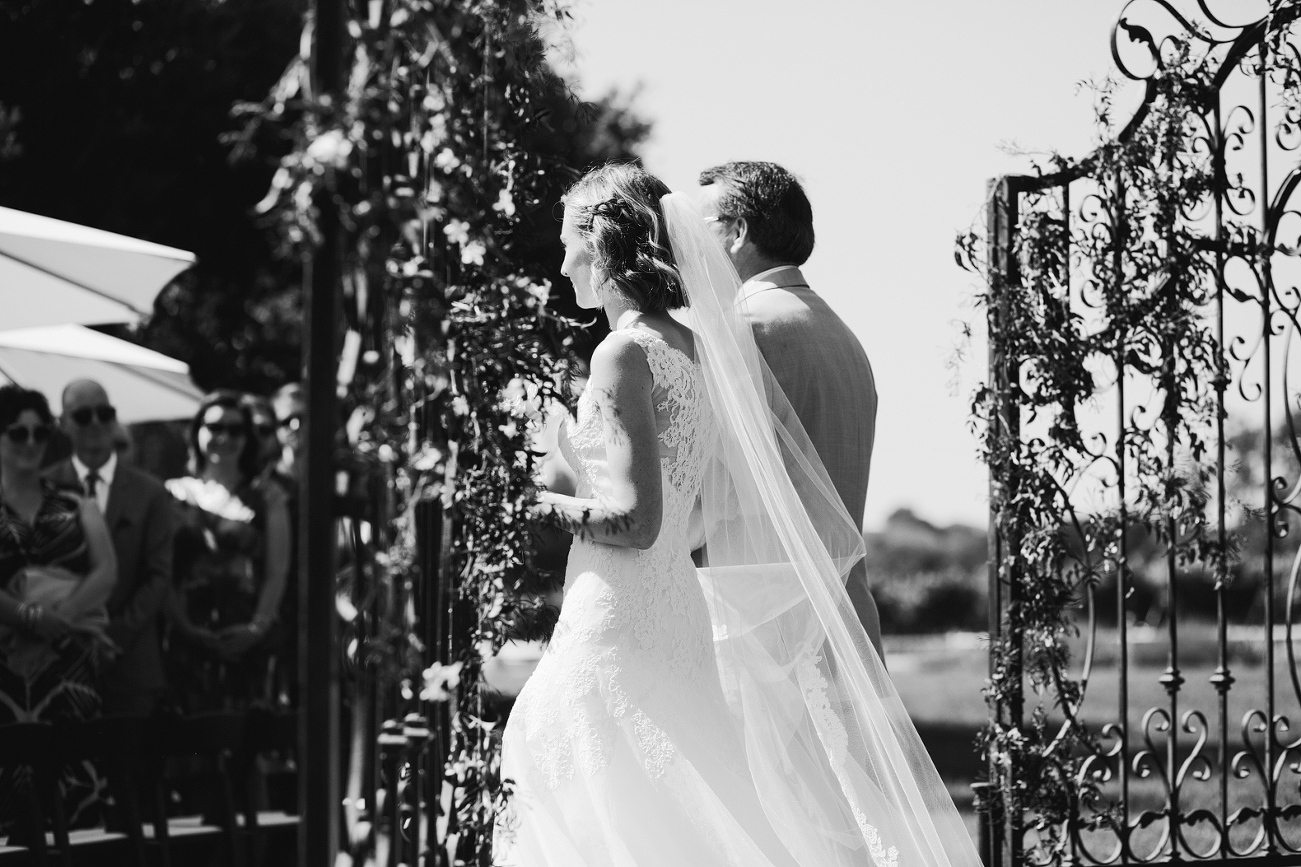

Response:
(62, 381), (116, 469)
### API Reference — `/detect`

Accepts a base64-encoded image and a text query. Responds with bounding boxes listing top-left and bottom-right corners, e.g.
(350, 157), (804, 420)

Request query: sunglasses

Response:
(202, 421), (247, 438)
(70, 405), (117, 426)
(5, 425), (50, 445)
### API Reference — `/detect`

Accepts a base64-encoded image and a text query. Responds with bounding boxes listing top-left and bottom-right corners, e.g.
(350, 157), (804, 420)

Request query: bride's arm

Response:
(533, 333), (662, 550)
(533, 402), (579, 497)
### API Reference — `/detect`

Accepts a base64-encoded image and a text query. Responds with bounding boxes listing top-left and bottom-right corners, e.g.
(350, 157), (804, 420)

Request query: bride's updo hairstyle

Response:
(563, 164), (686, 312)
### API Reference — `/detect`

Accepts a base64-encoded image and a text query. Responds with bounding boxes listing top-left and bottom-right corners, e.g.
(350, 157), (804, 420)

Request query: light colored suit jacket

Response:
(740, 266), (878, 590)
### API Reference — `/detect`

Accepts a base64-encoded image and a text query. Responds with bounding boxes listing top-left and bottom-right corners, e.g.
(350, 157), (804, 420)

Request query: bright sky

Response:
(552, 1), (1147, 531)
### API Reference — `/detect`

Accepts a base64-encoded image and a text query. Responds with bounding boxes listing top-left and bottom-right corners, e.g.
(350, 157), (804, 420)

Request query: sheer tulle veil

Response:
(661, 191), (981, 867)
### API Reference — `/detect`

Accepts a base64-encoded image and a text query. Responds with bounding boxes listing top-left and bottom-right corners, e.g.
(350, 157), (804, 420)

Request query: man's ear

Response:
(729, 217), (749, 256)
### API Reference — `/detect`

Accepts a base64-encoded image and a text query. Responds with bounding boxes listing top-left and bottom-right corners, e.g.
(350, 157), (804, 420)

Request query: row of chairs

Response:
(0, 709), (299, 867)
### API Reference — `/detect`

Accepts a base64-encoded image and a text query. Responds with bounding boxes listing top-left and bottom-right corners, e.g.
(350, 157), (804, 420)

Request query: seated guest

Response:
(46, 380), (175, 717)
(240, 391), (294, 704)
(240, 393), (283, 485)
(165, 390), (289, 710)
(269, 384), (303, 704)
(0, 384), (117, 833)
(270, 383), (304, 493)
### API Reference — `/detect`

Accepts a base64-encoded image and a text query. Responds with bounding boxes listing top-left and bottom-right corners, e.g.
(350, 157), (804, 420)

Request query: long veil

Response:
(662, 192), (981, 867)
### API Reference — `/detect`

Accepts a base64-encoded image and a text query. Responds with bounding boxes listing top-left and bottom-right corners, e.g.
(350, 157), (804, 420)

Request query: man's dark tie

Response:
(85, 471), (101, 501)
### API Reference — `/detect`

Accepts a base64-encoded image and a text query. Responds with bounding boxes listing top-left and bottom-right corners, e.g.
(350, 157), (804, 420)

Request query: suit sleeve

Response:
(106, 482), (176, 646)
(748, 318), (806, 443)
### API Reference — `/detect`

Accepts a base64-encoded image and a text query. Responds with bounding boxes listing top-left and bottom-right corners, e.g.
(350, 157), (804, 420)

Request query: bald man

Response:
(46, 380), (175, 715)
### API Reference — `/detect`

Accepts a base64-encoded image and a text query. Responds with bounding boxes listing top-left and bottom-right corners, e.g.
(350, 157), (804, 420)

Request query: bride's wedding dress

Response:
(496, 192), (980, 867)
(498, 327), (806, 866)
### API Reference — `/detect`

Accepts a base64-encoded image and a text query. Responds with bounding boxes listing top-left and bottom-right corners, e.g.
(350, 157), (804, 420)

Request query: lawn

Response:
(886, 628), (1301, 857)
(485, 628), (1301, 853)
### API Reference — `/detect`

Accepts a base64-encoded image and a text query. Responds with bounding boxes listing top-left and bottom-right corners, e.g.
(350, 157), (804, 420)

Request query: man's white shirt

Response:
(71, 451), (117, 514)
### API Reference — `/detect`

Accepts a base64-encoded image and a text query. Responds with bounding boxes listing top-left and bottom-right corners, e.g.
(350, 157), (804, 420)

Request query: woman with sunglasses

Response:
(0, 384), (118, 835)
(239, 394), (283, 483)
(164, 390), (290, 710)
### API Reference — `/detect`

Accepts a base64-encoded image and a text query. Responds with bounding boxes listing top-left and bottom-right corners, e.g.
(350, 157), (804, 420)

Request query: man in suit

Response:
(697, 160), (883, 658)
(47, 379), (175, 715)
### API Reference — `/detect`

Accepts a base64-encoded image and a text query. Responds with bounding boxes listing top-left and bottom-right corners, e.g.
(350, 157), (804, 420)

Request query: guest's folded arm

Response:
(55, 497), (118, 622)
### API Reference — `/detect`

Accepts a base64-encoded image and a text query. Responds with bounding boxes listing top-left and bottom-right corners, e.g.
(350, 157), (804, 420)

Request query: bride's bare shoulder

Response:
(590, 331), (654, 390)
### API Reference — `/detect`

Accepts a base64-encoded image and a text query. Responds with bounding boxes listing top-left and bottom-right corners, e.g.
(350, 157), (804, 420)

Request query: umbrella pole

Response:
(300, 0), (344, 863)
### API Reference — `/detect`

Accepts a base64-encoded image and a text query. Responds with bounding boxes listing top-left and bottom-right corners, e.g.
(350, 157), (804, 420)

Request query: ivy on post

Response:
(239, 1), (579, 863)
(958, 20), (1251, 866)
(301, 0), (345, 863)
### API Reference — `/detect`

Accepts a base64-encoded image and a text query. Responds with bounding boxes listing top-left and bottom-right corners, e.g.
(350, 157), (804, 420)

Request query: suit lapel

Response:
(105, 469), (130, 532)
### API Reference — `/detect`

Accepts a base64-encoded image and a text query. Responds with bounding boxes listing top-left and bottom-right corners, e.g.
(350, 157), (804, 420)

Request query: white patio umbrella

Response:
(0, 324), (202, 422)
(0, 206), (196, 329)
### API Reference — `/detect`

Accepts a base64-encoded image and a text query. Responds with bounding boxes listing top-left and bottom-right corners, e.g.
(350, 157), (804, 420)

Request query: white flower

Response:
(493, 188), (516, 217)
(165, 477), (256, 522)
(461, 240), (486, 266)
(499, 420), (519, 438)
(502, 377), (529, 403)
(451, 395), (470, 417)
(412, 445), (444, 471)
(293, 180), (314, 213)
(254, 167), (291, 214)
(443, 219), (470, 246)
(433, 148), (460, 172)
(420, 661), (463, 702)
(305, 129), (353, 169)
(527, 281), (550, 306)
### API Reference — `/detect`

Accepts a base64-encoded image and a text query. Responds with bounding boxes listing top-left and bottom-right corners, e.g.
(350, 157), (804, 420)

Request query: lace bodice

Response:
(511, 326), (722, 793)
(559, 326), (710, 539)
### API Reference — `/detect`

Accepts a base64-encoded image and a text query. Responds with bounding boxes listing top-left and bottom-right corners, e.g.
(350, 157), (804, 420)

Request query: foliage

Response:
(0, 0), (646, 393)
(865, 509), (988, 634)
(0, 0), (308, 391)
(952, 28), (1281, 863)
(238, 1), (600, 863)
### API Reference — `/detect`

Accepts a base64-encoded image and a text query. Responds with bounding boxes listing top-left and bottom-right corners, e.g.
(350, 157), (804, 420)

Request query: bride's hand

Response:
(527, 491), (559, 525)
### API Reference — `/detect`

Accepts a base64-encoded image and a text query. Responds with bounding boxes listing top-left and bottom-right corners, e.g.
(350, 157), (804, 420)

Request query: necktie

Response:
(85, 471), (101, 502)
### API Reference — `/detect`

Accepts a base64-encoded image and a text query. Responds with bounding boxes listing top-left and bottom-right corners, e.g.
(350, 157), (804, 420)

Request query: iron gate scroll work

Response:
(976, 3), (1301, 867)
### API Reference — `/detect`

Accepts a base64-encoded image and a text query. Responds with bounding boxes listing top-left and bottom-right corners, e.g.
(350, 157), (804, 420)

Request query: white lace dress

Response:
(496, 327), (801, 867)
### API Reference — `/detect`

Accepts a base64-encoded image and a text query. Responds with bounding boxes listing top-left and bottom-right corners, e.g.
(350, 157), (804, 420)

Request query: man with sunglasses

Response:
(46, 379), (176, 715)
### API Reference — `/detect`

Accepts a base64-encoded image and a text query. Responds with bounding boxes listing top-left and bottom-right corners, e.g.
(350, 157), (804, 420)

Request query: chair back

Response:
(0, 723), (61, 867)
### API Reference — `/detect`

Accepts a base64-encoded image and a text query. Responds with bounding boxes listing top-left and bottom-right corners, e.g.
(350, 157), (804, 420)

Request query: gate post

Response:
(985, 175), (1024, 867)
(300, 0), (344, 862)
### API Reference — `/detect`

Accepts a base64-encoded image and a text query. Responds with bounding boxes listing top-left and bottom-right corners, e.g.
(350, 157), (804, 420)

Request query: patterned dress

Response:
(496, 328), (800, 866)
(166, 477), (274, 710)
(0, 481), (104, 834)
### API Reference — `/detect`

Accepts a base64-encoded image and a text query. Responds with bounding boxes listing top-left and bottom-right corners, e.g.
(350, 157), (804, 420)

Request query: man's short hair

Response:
(698, 161), (814, 265)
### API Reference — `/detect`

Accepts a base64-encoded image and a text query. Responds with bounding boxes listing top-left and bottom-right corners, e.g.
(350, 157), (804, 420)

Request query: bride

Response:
(495, 164), (979, 867)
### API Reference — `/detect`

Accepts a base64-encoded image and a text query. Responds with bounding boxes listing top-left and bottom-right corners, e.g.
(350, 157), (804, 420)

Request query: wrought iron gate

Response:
(983, 3), (1301, 866)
